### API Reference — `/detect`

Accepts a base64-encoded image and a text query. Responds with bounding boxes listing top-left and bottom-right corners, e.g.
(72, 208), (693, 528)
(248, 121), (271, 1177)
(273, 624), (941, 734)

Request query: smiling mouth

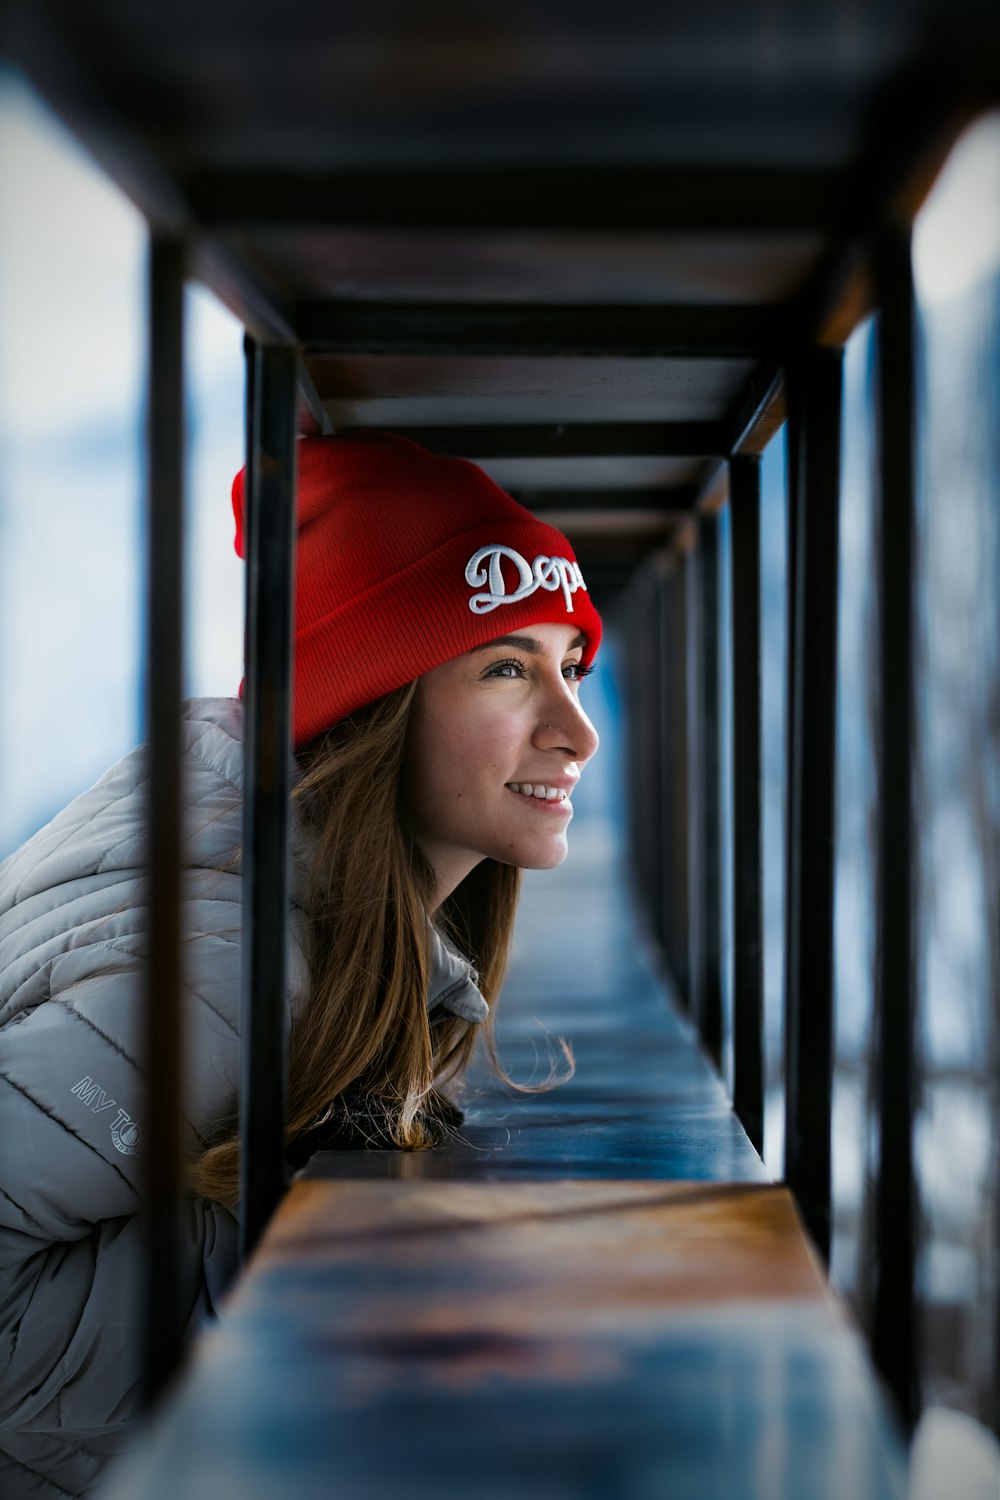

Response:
(505, 782), (570, 802)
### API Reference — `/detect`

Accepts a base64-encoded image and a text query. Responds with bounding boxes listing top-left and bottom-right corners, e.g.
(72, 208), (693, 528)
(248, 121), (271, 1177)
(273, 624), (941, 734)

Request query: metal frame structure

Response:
(3, 0), (999, 1446)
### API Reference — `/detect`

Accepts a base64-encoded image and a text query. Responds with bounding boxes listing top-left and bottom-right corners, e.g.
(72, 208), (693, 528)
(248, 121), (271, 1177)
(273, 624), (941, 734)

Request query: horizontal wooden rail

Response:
(335, 421), (730, 460)
(297, 302), (784, 358)
(188, 165), (848, 231)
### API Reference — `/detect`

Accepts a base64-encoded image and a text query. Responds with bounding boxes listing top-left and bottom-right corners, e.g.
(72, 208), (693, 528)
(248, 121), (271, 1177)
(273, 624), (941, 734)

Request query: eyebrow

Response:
(472, 633), (587, 656)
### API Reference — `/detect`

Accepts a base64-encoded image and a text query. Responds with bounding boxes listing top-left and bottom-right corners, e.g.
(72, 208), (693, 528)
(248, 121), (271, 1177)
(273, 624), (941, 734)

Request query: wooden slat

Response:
(297, 302), (783, 358)
(782, 347), (843, 1265)
(143, 235), (186, 1406)
(239, 344), (299, 1258)
(729, 361), (786, 456)
(104, 1178), (907, 1500)
(665, 557), (693, 1007)
(694, 513), (723, 1069)
(729, 455), (765, 1154)
(188, 165), (848, 231)
(305, 351), (758, 433)
(260, 1179), (838, 1312)
(334, 422), (729, 460)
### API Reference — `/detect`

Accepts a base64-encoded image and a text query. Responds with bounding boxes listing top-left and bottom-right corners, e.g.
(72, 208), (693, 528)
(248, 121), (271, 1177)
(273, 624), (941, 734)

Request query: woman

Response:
(0, 433), (600, 1481)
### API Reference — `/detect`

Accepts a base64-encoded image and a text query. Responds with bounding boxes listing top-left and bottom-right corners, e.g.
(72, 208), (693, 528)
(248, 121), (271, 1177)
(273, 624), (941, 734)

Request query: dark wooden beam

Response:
(729, 455), (765, 1156)
(240, 343), (299, 1260)
(694, 513), (723, 1070)
(871, 227), (920, 1435)
(189, 238), (297, 345)
(143, 235), (186, 1406)
(667, 555), (693, 1007)
(692, 463), (729, 517)
(729, 361), (786, 457)
(187, 166), (847, 232)
(782, 346), (842, 1267)
(334, 423), (729, 460)
(298, 303), (783, 359)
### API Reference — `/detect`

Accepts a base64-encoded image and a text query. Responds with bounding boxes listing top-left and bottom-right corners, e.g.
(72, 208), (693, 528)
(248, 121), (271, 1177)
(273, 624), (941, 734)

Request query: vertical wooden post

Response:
(729, 455), (765, 1154)
(625, 573), (650, 923)
(636, 571), (658, 929)
(678, 553), (693, 1010)
(782, 345), (843, 1265)
(695, 513), (723, 1068)
(239, 344), (299, 1260)
(871, 227), (920, 1432)
(646, 570), (667, 953)
(663, 556), (691, 1007)
(143, 236), (185, 1404)
(654, 569), (674, 976)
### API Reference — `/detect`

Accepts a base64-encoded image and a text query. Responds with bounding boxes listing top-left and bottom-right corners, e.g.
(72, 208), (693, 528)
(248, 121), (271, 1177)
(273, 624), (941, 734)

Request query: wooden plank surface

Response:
(258, 1178), (839, 1314)
(106, 1179), (906, 1500)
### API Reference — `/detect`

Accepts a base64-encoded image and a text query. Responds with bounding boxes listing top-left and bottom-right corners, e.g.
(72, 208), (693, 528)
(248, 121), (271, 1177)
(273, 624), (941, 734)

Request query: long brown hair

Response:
(190, 681), (522, 1205)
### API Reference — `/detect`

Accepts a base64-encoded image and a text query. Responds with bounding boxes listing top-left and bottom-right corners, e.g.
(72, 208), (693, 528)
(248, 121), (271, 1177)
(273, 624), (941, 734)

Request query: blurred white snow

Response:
(0, 68), (244, 857)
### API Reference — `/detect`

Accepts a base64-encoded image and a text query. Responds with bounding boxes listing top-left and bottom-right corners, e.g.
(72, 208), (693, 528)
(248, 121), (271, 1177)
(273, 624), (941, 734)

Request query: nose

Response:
(532, 686), (600, 765)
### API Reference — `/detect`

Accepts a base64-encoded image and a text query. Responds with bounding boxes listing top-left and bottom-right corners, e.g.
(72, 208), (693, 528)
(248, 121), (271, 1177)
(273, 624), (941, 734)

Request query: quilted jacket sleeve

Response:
(0, 932), (241, 1432)
(0, 703), (310, 1439)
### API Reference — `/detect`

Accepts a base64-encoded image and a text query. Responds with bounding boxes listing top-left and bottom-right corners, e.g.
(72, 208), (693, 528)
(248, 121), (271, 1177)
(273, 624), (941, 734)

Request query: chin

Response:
(514, 840), (570, 871)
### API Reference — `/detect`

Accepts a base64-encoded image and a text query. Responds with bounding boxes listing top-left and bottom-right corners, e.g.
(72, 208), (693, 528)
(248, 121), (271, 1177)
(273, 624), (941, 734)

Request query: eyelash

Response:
(484, 655), (593, 683)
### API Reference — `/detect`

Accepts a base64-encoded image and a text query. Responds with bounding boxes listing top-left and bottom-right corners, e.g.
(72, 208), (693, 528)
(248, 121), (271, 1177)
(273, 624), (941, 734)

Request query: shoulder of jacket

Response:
(0, 701), (245, 908)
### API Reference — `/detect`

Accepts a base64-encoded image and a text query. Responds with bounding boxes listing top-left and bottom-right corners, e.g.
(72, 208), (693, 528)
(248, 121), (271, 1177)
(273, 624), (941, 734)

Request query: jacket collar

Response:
(427, 923), (489, 1024)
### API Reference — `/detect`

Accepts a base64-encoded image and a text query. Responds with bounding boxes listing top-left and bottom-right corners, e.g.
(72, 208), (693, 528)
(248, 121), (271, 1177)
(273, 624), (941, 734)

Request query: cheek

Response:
(409, 675), (528, 811)
(409, 708), (492, 818)
(435, 715), (504, 790)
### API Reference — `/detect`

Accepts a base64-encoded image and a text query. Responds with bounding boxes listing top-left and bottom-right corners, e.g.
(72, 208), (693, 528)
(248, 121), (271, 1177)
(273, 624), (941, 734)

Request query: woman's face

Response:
(406, 622), (600, 908)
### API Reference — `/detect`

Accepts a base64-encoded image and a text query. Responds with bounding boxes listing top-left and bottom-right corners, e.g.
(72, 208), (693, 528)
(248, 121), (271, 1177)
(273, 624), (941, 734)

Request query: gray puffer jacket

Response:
(0, 698), (486, 1490)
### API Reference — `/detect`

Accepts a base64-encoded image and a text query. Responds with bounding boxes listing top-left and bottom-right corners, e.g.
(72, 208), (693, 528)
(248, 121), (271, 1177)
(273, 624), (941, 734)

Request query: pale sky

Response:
(913, 110), (1000, 306)
(0, 66), (245, 854)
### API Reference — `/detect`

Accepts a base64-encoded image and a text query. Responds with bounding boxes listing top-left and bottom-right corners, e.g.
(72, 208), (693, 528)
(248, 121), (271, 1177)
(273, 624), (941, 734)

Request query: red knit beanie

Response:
(232, 432), (602, 747)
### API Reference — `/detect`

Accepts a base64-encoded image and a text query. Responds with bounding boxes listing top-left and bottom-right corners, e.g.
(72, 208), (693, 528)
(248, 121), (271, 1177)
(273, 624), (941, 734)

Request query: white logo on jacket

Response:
(71, 1075), (145, 1157)
(465, 545), (588, 615)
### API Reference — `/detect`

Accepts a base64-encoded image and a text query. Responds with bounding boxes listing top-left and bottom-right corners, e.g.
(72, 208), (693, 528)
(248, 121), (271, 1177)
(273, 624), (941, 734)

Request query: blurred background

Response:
(0, 64), (245, 858)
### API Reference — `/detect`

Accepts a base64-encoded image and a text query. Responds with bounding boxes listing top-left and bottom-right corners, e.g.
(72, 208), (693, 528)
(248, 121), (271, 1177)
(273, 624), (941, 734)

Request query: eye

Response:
(562, 661), (593, 683)
(483, 656), (529, 680)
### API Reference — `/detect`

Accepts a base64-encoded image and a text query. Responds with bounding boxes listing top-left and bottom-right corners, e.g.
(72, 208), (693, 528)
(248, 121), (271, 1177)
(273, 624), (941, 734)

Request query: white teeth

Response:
(508, 782), (567, 800)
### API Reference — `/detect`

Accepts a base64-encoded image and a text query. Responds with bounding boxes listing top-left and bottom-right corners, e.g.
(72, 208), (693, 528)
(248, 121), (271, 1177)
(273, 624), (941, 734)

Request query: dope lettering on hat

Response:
(233, 432), (602, 744)
(465, 545), (588, 614)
